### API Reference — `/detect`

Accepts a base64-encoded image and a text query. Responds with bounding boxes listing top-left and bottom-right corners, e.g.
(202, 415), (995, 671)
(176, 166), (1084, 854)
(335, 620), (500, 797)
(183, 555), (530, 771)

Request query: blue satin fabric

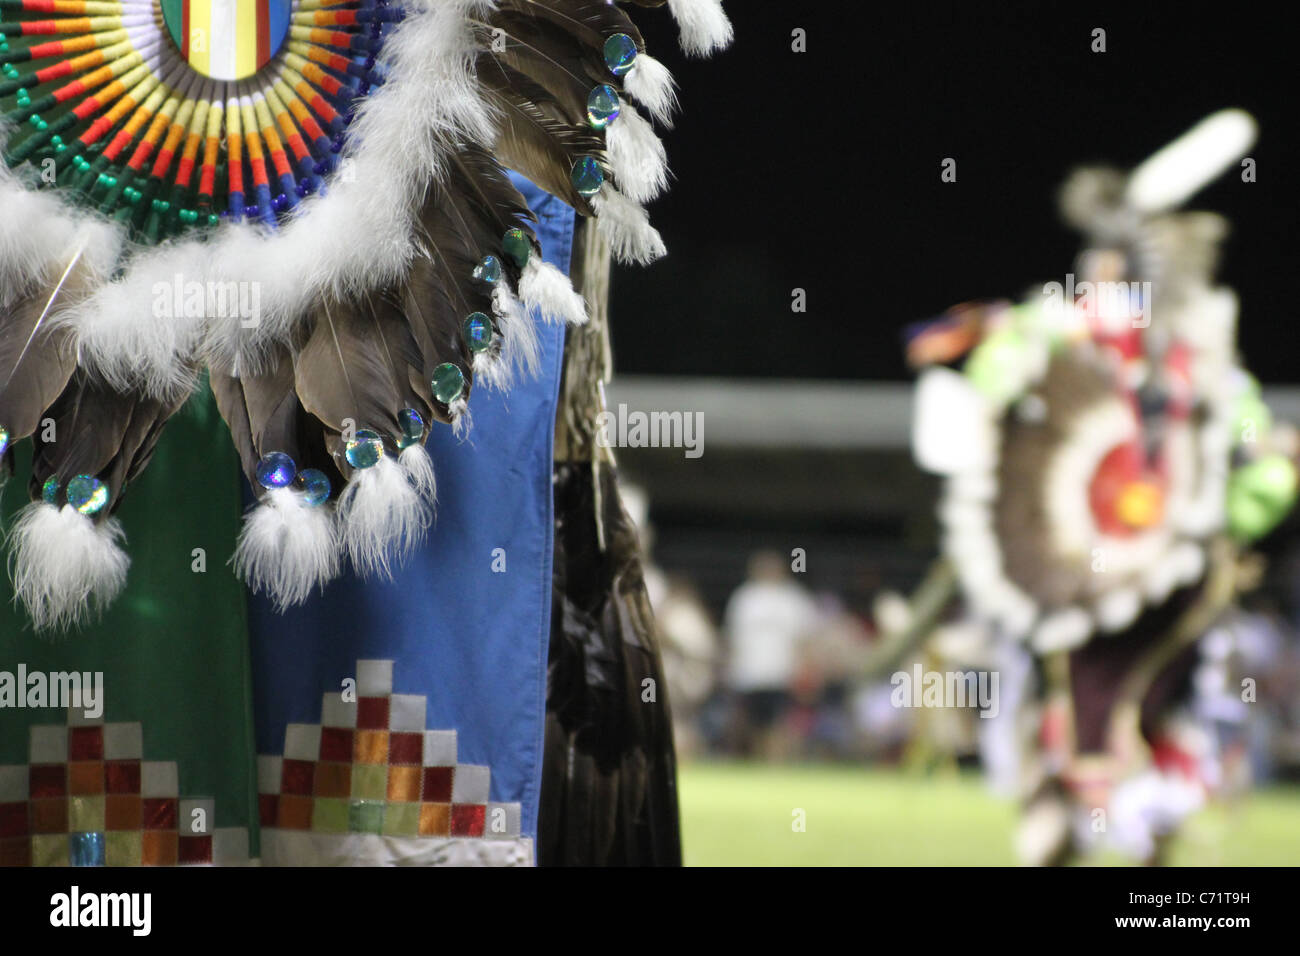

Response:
(245, 174), (573, 840)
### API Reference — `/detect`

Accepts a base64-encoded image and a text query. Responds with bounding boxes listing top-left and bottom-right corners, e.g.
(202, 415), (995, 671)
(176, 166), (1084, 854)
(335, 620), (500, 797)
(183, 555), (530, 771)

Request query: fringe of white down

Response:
(36, 0), (497, 395)
(592, 188), (666, 265)
(623, 55), (677, 127)
(518, 258), (588, 325)
(337, 452), (433, 577)
(666, 0), (734, 56)
(475, 282), (539, 391)
(233, 487), (340, 610)
(607, 107), (669, 204)
(7, 503), (129, 631)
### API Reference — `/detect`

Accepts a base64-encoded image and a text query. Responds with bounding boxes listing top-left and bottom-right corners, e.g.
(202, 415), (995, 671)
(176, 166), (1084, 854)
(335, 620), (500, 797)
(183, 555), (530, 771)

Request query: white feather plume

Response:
(399, 442), (437, 503)
(6, 503), (129, 631)
(232, 487), (340, 610)
(666, 0), (734, 56)
(608, 106), (669, 204)
(592, 187), (667, 265)
(337, 455), (430, 577)
(518, 258), (587, 325)
(624, 54), (678, 128)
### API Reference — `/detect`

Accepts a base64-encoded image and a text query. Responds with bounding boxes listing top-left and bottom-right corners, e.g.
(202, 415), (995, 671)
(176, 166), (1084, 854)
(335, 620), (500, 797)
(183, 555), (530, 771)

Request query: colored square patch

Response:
(68, 762), (104, 796)
(418, 803), (450, 836)
(351, 764), (387, 801)
(386, 765), (420, 803)
(450, 804), (486, 837)
(31, 834), (69, 866)
(68, 726), (104, 761)
(319, 727), (353, 762)
(69, 831), (105, 867)
(348, 800), (384, 834)
(105, 760), (141, 794)
(356, 696), (390, 730)
(105, 795), (141, 831)
(30, 798), (67, 834)
(142, 798), (177, 830)
(277, 794), (313, 830)
(69, 795), (106, 832)
(179, 835), (212, 865)
(388, 732), (422, 765)
(105, 831), (142, 867)
(312, 798), (349, 834)
(382, 802), (420, 837)
(354, 730), (389, 765)
(314, 762), (351, 799)
(0, 837), (31, 866)
(29, 765), (65, 799)
(141, 830), (178, 866)
(281, 759), (315, 796)
(0, 801), (28, 838)
(421, 766), (452, 802)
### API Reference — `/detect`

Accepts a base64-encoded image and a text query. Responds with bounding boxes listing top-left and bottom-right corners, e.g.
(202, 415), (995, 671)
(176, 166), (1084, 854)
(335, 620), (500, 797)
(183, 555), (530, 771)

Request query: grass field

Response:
(678, 761), (1300, 866)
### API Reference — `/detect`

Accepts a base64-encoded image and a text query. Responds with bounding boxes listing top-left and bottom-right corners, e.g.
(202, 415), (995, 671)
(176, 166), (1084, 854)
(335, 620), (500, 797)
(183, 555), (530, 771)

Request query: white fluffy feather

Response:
(7, 503), (129, 631)
(337, 455), (430, 577)
(607, 106), (669, 204)
(399, 442), (437, 503)
(666, 0), (734, 56)
(518, 258), (587, 325)
(449, 397), (472, 438)
(624, 54), (678, 128)
(476, 282), (540, 390)
(232, 487), (340, 610)
(592, 187), (667, 265)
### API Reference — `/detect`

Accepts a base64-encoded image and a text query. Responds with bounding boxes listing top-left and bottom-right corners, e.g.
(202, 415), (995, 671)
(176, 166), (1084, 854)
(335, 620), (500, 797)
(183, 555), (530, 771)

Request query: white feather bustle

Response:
(591, 187), (667, 265)
(517, 258), (587, 325)
(623, 55), (678, 128)
(475, 282), (539, 391)
(607, 106), (668, 204)
(6, 503), (129, 631)
(666, 0), (734, 57)
(232, 487), (340, 610)
(337, 454), (430, 577)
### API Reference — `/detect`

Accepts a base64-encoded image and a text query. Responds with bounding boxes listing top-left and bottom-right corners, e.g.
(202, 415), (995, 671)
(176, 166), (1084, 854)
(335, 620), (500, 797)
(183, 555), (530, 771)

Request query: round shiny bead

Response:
(344, 429), (385, 469)
(587, 84), (621, 129)
(295, 468), (331, 505)
(571, 156), (604, 198)
(256, 451), (297, 489)
(502, 227), (531, 269)
(65, 474), (109, 515)
(463, 312), (493, 353)
(603, 33), (638, 76)
(41, 476), (58, 504)
(0, 425), (8, 457)
(431, 363), (465, 404)
(472, 255), (502, 284)
(397, 408), (425, 449)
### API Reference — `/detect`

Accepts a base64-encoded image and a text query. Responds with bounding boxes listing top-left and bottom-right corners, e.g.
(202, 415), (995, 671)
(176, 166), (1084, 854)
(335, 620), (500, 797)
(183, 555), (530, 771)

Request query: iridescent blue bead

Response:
(65, 475), (109, 515)
(256, 451), (297, 489)
(502, 227), (531, 269)
(0, 425), (8, 456)
(603, 33), (638, 76)
(431, 363), (465, 404)
(463, 312), (493, 353)
(397, 408), (425, 449)
(295, 467), (331, 505)
(587, 84), (620, 129)
(472, 255), (502, 284)
(41, 476), (58, 504)
(345, 429), (385, 469)
(571, 156), (604, 198)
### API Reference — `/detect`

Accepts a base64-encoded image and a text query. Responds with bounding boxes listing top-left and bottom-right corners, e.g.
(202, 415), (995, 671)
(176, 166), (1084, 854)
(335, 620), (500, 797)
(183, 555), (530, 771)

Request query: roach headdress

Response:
(0, 0), (732, 628)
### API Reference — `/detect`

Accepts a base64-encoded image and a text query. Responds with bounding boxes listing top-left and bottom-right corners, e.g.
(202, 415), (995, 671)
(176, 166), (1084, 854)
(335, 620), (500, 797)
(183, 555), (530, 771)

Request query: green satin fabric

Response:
(0, 380), (258, 849)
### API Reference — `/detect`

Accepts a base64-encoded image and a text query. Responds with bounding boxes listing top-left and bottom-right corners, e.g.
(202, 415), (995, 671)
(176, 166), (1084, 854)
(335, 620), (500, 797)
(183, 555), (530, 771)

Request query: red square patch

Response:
(178, 835), (212, 865)
(142, 797), (177, 830)
(319, 727), (353, 762)
(388, 732), (422, 765)
(68, 726), (104, 761)
(356, 697), (390, 730)
(421, 766), (452, 802)
(281, 759), (314, 796)
(0, 802), (28, 838)
(105, 760), (141, 794)
(29, 765), (65, 799)
(450, 804), (485, 837)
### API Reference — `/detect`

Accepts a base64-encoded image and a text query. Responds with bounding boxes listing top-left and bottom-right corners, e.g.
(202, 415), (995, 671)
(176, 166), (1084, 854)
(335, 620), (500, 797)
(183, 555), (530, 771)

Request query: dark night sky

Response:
(610, 3), (1298, 382)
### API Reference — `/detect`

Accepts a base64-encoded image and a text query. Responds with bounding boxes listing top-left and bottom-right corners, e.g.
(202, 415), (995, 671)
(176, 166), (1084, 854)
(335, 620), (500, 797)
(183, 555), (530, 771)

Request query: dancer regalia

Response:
(0, 0), (730, 866)
(900, 112), (1296, 864)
